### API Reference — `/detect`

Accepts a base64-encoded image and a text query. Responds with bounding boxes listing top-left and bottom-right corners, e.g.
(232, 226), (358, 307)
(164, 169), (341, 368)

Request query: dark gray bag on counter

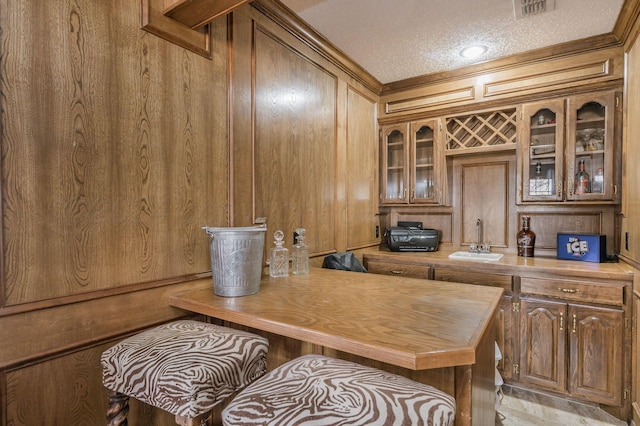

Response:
(321, 252), (367, 273)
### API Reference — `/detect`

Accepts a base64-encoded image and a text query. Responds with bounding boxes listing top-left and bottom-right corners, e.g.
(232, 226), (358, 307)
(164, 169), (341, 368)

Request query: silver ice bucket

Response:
(203, 225), (267, 297)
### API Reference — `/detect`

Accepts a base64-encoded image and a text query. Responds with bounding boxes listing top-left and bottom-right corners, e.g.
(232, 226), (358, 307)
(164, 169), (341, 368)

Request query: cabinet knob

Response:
(558, 287), (579, 293)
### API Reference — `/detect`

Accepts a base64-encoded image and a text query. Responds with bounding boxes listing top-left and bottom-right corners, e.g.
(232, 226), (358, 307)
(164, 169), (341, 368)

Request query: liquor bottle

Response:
(292, 228), (309, 275)
(592, 168), (604, 193)
(269, 230), (289, 277)
(574, 159), (590, 194)
(517, 216), (536, 257)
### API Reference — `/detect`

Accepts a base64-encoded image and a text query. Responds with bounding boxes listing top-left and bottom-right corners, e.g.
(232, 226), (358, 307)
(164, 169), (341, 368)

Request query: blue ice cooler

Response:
(556, 233), (606, 263)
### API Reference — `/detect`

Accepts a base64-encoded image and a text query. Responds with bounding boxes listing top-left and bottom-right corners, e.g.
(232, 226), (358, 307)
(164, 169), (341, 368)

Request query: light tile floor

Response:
(496, 386), (627, 426)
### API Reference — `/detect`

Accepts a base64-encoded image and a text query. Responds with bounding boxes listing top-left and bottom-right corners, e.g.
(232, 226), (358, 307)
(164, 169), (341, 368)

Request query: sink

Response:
(448, 251), (504, 262)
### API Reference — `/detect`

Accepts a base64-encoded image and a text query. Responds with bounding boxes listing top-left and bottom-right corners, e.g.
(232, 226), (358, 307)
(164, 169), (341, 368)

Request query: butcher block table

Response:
(169, 267), (503, 425)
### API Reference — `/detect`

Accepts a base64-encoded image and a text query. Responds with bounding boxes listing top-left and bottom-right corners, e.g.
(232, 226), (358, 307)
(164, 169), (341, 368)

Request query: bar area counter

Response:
(170, 268), (504, 425)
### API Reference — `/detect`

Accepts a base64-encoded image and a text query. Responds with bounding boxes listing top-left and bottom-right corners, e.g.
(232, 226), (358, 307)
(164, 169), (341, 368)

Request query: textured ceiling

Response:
(278, 0), (625, 84)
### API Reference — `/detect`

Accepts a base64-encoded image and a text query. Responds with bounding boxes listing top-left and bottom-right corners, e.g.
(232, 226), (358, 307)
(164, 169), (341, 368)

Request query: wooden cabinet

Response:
(380, 119), (444, 205)
(433, 268), (515, 380)
(520, 90), (620, 202)
(519, 277), (625, 406)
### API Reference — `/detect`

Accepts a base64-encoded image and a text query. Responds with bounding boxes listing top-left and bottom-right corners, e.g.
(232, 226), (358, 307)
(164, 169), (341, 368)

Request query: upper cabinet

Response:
(520, 90), (620, 203)
(380, 119), (444, 205)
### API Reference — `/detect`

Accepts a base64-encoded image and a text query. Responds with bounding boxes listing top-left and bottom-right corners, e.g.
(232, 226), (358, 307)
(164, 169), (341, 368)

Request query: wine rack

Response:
(445, 108), (517, 152)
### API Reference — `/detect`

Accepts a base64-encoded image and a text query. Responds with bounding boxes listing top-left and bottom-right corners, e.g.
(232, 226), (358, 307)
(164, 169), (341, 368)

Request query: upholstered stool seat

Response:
(222, 354), (456, 426)
(101, 320), (269, 426)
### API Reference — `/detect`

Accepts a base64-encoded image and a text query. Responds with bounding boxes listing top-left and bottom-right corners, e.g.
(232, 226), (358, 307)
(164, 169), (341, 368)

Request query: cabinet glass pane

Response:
(529, 108), (557, 196)
(414, 125), (434, 199)
(573, 102), (606, 195)
(386, 130), (404, 199)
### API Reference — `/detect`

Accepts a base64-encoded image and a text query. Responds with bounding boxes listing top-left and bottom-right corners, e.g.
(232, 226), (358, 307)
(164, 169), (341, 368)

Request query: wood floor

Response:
(496, 386), (627, 426)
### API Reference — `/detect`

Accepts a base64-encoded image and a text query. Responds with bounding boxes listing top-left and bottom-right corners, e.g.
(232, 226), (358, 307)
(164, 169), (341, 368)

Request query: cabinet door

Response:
(381, 124), (409, 204)
(496, 294), (514, 381)
(521, 99), (565, 201)
(566, 91), (618, 201)
(410, 119), (441, 204)
(519, 297), (566, 393)
(568, 303), (623, 405)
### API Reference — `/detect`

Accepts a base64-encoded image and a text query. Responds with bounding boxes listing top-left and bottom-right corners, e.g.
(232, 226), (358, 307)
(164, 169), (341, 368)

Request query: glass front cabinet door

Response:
(522, 99), (565, 202)
(381, 124), (409, 203)
(521, 90), (619, 202)
(566, 91), (617, 201)
(410, 119), (442, 204)
(381, 120), (443, 205)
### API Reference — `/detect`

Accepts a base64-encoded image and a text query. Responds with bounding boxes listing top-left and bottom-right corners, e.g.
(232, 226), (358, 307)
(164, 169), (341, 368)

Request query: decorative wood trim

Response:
(164, 0), (252, 29)
(613, 0), (640, 46)
(141, 0), (212, 59)
(382, 34), (621, 94)
(385, 87), (475, 114)
(483, 60), (611, 98)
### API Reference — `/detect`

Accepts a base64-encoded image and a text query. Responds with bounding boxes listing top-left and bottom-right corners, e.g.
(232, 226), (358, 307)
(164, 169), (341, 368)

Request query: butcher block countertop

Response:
(169, 267), (503, 371)
(363, 247), (634, 282)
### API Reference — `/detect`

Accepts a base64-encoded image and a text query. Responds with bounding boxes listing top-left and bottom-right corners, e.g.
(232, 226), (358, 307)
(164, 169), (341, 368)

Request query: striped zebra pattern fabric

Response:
(222, 354), (456, 426)
(101, 320), (269, 418)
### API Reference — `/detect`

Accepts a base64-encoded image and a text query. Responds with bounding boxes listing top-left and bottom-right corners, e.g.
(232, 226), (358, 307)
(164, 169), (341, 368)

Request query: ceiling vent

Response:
(514, 0), (555, 19)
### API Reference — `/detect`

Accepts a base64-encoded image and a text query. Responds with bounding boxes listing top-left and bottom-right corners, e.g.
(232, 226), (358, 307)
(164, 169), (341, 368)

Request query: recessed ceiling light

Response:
(460, 45), (488, 59)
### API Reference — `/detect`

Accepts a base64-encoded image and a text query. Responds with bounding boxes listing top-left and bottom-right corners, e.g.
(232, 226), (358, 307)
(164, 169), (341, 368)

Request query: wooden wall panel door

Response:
(346, 88), (378, 250)
(452, 153), (516, 248)
(254, 28), (337, 254)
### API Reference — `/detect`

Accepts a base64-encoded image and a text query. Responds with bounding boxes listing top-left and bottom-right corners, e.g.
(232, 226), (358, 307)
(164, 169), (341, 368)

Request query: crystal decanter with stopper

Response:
(269, 230), (289, 277)
(292, 228), (309, 275)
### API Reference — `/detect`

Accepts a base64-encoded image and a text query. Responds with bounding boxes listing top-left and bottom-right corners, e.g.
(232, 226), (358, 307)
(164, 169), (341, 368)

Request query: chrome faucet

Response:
(470, 218), (491, 253)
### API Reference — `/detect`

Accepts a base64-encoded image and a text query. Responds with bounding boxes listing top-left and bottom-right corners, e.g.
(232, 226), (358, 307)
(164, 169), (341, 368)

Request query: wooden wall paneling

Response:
(230, 8), (256, 226)
(334, 81), (348, 252)
(346, 87), (379, 250)
(0, 0), (229, 306)
(253, 26), (337, 255)
(0, 279), (209, 370)
(5, 343), (178, 425)
(621, 20), (640, 265)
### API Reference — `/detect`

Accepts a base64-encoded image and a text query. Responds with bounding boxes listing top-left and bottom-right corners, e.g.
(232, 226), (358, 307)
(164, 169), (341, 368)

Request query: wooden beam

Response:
(164, 0), (253, 29)
(141, 0), (212, 59)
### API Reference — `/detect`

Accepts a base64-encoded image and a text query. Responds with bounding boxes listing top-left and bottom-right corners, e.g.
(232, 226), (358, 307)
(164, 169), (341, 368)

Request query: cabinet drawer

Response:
(434, 268), (513, 291)
(365, 260), (430, 279)
(520, 277), (624, 306)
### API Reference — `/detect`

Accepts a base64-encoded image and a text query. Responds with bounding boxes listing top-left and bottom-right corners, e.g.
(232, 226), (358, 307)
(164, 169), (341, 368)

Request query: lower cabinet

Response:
(362, 253), (631, 418)
(519, 297), (624, 405)
(433, 268), (515, 380)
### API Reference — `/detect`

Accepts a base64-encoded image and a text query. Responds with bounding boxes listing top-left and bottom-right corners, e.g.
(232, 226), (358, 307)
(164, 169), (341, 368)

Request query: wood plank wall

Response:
(0, 0), (380, 424)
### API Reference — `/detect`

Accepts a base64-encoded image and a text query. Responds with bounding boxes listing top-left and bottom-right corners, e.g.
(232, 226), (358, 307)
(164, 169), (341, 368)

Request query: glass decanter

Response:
(292, 228), (309, 275)
(269, 230), (289, 277)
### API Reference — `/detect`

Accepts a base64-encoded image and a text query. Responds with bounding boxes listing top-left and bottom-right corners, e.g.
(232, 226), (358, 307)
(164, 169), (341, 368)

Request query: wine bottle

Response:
(574, 159), (590, 194)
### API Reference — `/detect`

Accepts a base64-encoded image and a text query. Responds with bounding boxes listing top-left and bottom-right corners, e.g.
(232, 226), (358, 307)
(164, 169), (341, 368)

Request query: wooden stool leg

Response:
(175, 412), (211, 426)
(106, 387), (129, 426)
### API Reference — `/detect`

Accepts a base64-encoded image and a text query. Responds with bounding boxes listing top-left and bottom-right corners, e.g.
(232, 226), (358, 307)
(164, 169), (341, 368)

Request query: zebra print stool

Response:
(101, 320), (269, 426)
(222, 354), (456, 426)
